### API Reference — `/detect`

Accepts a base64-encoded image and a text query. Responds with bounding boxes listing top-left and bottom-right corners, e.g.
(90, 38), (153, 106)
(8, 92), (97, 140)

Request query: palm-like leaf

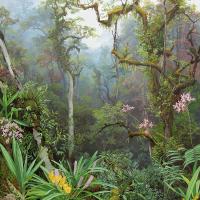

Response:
(184, 144), (200, 169)
(0, 139), (42, 196)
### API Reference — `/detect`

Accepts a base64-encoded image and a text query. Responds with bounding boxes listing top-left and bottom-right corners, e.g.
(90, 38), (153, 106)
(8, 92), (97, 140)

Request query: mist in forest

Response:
(0, 0), (150, 159)
(0, 0), (200, 199)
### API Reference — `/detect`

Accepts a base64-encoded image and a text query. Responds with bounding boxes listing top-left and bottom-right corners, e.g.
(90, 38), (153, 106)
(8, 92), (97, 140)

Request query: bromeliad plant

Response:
(0, 139), (42, 199)
(27, 152), (112, 200)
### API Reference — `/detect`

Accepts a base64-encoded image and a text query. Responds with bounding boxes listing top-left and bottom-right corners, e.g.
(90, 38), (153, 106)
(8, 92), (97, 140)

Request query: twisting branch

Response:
(61, 35), (84, 42)
(77, 0), (148, 29)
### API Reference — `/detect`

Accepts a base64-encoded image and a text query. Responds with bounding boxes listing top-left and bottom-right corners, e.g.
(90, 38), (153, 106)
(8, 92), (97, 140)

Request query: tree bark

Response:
(74, 75), (80, 102)
(163, 108), (174, 139)
(66, 71), (74, 160)
(58, 66), (67, 97)
(33, 129), (53, 171)
(0, 38), (21, 89)
(0, 39), (15, 78)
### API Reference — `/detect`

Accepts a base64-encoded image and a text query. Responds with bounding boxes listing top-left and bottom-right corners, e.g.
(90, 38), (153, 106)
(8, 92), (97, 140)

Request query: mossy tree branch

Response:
(77, 0), (148, 28)
(128, 130), (156, 145)
(112, 49), (162, 72)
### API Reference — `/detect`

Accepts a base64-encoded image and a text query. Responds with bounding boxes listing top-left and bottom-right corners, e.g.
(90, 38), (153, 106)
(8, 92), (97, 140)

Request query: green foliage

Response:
(0, 6), (16, 31)
(0, 85), (21, 121)
(93, 101), (125, 130)
(19, 81), (48, 126)
(184, 144), (200, 169)
(0, 139), (42, 197)
(165, 167), (200, 200)
(163, 144), (200, 169)
(161, 145), (200, 199)
(99, 151), (136, 184)
(99, 151), (164, 200)
(0, 82), (51, 128)
(152, 135), (183, 162)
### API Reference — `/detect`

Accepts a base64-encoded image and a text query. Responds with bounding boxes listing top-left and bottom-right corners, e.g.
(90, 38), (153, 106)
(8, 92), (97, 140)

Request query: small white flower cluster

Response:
(122, 104), (135, 112)
(139, 118), (153, 129)
(173, 93), (195, 113)
(1, 120), (24, 143)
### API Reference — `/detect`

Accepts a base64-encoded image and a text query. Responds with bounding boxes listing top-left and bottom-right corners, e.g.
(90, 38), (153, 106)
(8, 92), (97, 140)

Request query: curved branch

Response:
(97, 121), (156, 145)
(128, 130), (156, 145)
(98, 121), (128, 133)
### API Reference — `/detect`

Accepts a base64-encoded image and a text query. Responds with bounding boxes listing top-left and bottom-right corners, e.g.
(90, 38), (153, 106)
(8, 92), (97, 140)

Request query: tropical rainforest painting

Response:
(0, 0), (200, 199)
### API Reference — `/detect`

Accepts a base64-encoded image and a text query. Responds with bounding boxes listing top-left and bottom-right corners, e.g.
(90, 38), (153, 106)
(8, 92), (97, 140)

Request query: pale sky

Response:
(78, 0), (200, 49)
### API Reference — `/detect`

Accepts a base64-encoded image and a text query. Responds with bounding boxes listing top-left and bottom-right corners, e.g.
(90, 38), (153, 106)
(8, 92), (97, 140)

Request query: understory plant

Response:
(99, 151), (164, 200)
(0, 139), (42, 199)
(0, 85), (30, 127)
(0, 85), (20, 120)
(161, 144), (200, 200)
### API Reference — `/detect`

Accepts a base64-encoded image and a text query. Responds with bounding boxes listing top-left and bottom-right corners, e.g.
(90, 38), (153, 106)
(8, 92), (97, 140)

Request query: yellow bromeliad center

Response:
(48, 170), (72, 194)
(182, 194), (199, 200)
(193, 194), (199, 200)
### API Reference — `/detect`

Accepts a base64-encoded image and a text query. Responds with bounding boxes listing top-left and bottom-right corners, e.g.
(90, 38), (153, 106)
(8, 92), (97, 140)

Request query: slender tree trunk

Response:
(58, 66), (67, 97)
(163, 108), (174, 139)
(66, 70), (74, 160)
(114, 57), (120, 100)
(0, 38), (21, 89)
(0, 39), (15, 78)
(113, 19), (120, 101)
(74, 75), (80, 102)
(33, 129), (53, 171)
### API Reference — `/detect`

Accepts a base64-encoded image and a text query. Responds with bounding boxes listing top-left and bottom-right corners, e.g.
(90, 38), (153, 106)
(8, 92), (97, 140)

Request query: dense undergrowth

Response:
(0, 83), (199, 199)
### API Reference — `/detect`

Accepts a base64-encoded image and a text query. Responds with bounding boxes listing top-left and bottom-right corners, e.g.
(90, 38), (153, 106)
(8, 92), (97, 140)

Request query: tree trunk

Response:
(74, 75), (80, 102)
(163, 109), (174, 139)
(58, 65), (67, 97)
(33, 129), (53, 171)
(66, 71), (74, 160)
(0, 38), (21, 89)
